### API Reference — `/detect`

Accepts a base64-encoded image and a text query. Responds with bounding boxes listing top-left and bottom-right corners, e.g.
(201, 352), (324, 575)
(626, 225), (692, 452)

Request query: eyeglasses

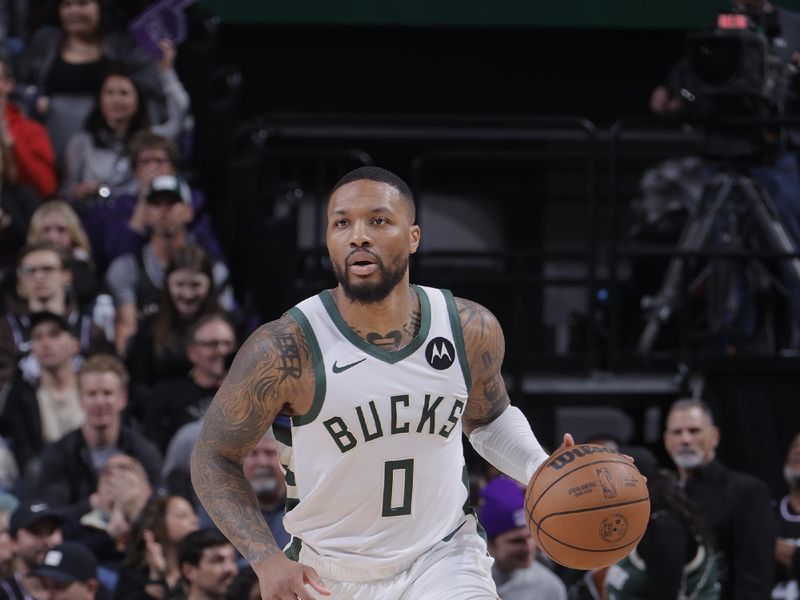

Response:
(192, 339), (235, 350)
(18, 265), (61, 277)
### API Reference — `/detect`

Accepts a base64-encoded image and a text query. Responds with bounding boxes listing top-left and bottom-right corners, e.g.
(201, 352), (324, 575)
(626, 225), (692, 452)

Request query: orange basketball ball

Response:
(525, 444), (650, 570)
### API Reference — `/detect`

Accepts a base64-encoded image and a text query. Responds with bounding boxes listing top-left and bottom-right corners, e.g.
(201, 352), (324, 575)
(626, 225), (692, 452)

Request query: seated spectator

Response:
(0, 311), (82, 478)
(774, 431), (800, 598)
(115, 494), (199, 600)
(479, 477), (567, 600)
(241, 430), (289, 552)
(81, 132), (224, 273)
(117, 241), (230, 369)
(61, 61), (189, 205)
(28, 541), (109, 600)
(0, 53), (57, 199)
(75, 453), (153, 571)
(26, 200), (100, 312)
(663, 398), (776, 599)
(0, 500), (64, 600)
(0, 242), (109, 389)
(604, 447), (720, 600)
(143, 314), (235, 452)
(16, 0), (173, 163)
(177, 529), (237, 600)
(32, 354), (161, 527)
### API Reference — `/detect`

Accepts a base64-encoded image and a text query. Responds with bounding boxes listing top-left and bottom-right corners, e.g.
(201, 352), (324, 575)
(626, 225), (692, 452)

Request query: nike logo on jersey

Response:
(332, 358), (367, 374)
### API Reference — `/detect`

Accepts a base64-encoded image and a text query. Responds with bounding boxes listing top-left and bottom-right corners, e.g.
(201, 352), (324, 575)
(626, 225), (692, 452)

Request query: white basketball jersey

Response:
(276, 285), (475, 574)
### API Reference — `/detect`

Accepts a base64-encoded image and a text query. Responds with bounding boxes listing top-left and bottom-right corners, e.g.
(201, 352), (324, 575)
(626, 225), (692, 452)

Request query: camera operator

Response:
(649, 0), (800, 352)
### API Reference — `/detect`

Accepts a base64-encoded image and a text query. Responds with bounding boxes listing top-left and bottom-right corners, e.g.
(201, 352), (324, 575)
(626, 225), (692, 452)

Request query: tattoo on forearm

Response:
(481, 350), (492, 369)
(191, 317), (308, 565)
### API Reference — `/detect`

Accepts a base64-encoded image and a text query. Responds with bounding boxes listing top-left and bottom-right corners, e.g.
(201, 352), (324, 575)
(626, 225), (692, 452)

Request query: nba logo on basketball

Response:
(599, 513), (629, 544)
(595, 467), (618, 499)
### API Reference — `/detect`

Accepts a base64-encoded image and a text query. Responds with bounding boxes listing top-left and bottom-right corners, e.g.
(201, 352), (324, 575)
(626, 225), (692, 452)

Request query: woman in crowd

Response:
(61, 59), (188, 205)
(115, 494), (199, 600)
(16, 0), (169, 162)
(125, 245), (223, 420)
(26, 199), (100, 310)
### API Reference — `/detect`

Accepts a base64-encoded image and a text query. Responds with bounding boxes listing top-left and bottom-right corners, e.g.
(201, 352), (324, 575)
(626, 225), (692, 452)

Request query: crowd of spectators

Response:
(0, 1), (258, 598)
(0, 3), (796, 600)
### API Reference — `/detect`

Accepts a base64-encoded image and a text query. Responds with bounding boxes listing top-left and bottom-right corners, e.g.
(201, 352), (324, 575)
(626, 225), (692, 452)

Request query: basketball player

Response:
(190, 166), (572, 599)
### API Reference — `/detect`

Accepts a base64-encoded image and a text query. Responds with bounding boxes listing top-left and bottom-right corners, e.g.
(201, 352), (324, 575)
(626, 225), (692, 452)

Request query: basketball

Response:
(525, 444), (650, 570)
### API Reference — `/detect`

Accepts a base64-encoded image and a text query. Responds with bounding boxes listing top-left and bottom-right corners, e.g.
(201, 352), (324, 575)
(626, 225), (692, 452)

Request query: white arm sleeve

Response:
(466, 405), (549, 486)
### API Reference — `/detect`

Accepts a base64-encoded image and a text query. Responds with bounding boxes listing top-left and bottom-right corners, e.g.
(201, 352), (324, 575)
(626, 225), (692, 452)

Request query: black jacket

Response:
(0, 372), (42, 472)
(33, 426), (162, 522)
(684, 459), (777, 600)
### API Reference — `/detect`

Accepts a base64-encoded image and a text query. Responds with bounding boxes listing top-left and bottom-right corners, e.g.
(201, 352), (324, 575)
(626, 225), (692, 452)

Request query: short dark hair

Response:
(668, 398), (716, 426)
(187, 313), (235, 345)
(178, 528), (231, 569)
(330, 166), (416, 221)
(129, 131), (179, 166)
(17, 242), (68, 269)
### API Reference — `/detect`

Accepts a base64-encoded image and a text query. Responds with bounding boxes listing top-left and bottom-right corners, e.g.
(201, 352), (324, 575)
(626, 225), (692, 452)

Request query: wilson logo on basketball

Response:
(547, 445), (620, 471)
(596, 467), (618, 499)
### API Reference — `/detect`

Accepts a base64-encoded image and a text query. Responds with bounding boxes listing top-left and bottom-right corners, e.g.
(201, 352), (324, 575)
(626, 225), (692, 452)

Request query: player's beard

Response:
(784, 465), (800, 488)
(333, 252), (408, 304)
(670, 447), (705, 469)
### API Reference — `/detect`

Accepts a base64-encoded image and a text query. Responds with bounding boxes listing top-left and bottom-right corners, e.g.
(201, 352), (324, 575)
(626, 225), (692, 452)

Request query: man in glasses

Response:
(144, 313), (236, 453)
(0, 243), (108, 389)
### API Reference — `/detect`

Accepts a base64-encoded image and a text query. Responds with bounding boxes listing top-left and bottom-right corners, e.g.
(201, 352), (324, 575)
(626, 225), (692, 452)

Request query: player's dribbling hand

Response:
(254, 552), (331, 600)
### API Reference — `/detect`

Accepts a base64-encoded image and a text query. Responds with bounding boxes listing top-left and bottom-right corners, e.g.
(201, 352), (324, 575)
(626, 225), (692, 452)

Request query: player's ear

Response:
(710, 425), (720, 449)
(409, 224), (421, 255)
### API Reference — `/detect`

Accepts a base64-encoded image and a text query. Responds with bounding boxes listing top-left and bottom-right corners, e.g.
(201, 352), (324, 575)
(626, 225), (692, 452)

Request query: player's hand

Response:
(253, 552), (331, 599)
(561, 433), (575, 448)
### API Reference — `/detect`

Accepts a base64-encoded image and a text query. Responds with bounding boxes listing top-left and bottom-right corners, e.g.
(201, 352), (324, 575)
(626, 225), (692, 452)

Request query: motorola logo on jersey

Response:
(425, 337), (455, 370)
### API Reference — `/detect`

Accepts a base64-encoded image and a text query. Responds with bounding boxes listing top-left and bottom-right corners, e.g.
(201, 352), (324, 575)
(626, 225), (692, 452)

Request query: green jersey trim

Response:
(286, 307), (326, 426)
(319, 285), (432, 364)
(284, 468), (296, 487)
(442, 288), (472, 392)
(461, 465), (486, 542)
(284, 536), (302, 562)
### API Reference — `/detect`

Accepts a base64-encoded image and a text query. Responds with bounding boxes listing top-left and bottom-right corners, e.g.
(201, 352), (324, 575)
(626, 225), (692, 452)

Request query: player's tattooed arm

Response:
(457, 297), (510, 435)
(190, 315), (311, 566)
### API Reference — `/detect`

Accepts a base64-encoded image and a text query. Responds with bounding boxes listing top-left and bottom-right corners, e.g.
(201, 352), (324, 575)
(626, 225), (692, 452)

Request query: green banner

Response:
(201, 0), (800, 29)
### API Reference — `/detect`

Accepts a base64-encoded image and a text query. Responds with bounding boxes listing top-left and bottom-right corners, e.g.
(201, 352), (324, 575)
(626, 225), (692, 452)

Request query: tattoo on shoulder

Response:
(455, 297), (509, 429)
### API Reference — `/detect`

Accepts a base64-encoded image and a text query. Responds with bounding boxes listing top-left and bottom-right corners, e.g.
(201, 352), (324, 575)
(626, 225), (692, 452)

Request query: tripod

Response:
(637, 169), (800, 354)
